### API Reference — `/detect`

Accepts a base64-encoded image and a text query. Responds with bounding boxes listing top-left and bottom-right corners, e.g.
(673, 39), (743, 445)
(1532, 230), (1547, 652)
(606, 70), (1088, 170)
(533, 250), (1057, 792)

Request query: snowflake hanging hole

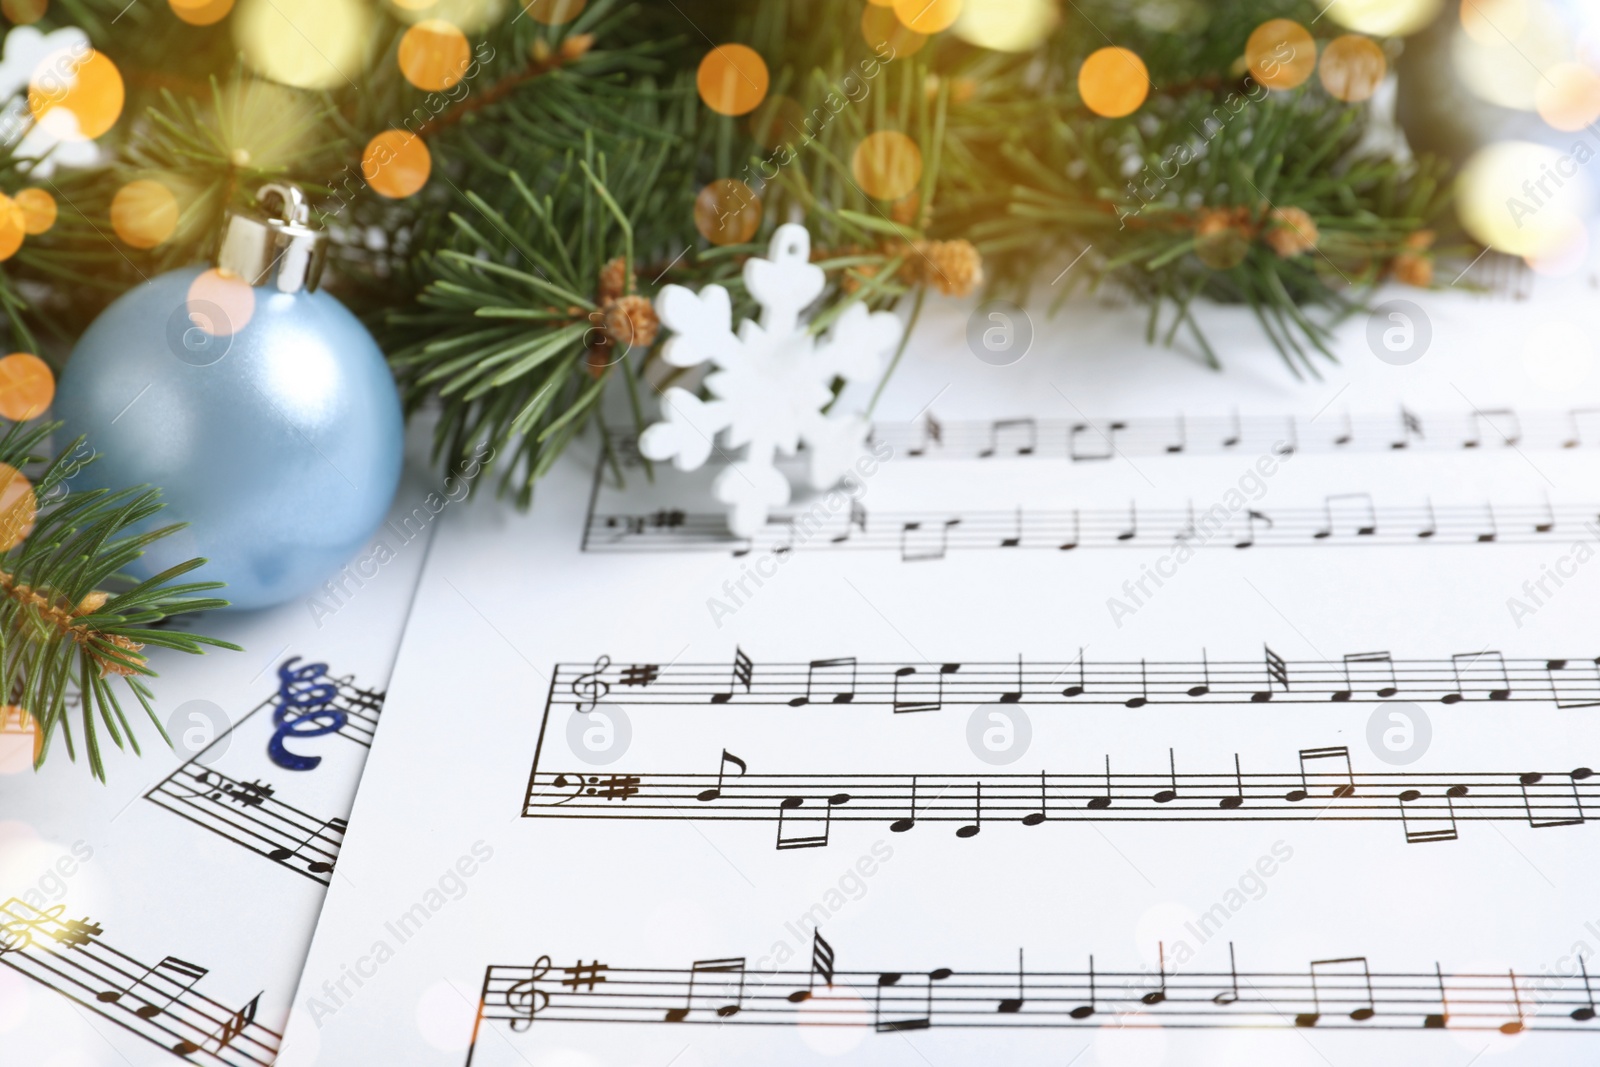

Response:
(638, 223), (903, 537)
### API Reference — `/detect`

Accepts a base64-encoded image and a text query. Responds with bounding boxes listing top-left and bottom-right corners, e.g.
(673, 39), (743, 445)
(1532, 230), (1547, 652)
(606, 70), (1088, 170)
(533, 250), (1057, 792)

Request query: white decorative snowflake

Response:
(639, 223), (902, 537)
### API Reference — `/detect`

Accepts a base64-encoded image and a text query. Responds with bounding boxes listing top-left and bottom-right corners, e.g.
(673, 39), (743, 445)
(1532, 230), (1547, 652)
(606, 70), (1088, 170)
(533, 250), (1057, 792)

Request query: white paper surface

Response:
(0, 455), (445, 1066)
(281, 281), (1600, 1066)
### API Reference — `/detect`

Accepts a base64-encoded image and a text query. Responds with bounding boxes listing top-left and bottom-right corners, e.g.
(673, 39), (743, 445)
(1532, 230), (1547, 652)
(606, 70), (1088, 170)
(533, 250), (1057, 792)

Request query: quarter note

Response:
(1056, 509), (1081, 551)
(1501, 969), (1526, 1033)
(1573, 957), (1596, 1021)
(696, 749), (748, 802)
(1088, 756), (1113, 810)
(1333, 410), (1353, 446)
(1165, 414), (1186, 453)
(1477, 502), (1499, 543)
(1142, 942), (1169, 1004)
(1220, 755), (1244, 809)
(1188, 650), (1211, 697)
(1221, 409), (1242, 448)
(1070, 956), (1096, 1018)
(1000, 655), (1023, 703)
(998, 949), (1025, 1013)
(1125, 660), (1149, 708)
(955, 783), (981, 839)
(1061, 649), (1086, 697)
(890, 777), (918, 833)
(1535, 493), (1556, 534)
(1214, 943), (1240, 1005)
(1000, 507), (1023, 548)
(97, 956), (208, 1019)
(1152, 750), (1178, 804)
(709, 647), (754, 704)
(1022, 770), (1047, 826)
(1424, 962), (1449, 1028)
(1116, 502), (1137, 542)
(1417, 497), (1438, 538)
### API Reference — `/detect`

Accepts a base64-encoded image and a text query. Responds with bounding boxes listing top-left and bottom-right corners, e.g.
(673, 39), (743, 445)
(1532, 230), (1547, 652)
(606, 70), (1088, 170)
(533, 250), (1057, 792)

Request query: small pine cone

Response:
(1404, 228), (1436, 251)
(560, 33), (595, 62)
(75, 591), (109, 615)
(96, 634), (146, 678)
(602, 294), (659, 349)
(1391, 252), (1433, 288)
(583, 345), (613, 380)
(597, 256), (631, 304)
(1264, 206), (1319, 258)
(1194, 209), (1238, 239)
(914, 239), (984, 297)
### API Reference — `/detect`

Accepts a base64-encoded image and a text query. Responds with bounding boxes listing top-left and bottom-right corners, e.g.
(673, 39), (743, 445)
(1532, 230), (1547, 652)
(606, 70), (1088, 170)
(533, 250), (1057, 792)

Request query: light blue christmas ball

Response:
(54, 266), (403, 611)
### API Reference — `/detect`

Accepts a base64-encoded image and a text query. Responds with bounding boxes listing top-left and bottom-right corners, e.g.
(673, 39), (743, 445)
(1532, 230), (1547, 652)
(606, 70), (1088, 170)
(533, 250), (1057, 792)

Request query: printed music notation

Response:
(552, 648), (1600, 712)
(144, 659), (384, 885)
(0, 898), (279, 1065)
(464, 931), (1598, 1060)
(585, 496), (1600, 557)
(609, 406), (1600, 465)
(525, 743), (1595, 849)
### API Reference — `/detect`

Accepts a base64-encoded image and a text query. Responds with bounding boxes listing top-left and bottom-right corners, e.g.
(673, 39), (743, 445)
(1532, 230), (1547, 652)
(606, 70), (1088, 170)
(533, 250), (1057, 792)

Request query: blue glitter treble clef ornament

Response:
(270, 657), (347, 771)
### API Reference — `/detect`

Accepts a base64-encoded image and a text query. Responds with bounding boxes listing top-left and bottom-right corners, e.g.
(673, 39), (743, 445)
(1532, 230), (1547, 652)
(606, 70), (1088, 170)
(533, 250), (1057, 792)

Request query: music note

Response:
(1000, 506), (1023, 548)
(1501, 969), (1526, 1034)
(1465, 407), (1522, 448)
(787, 931), (835, 1003)
(831, 500), (868, 544)
(174, 991), (260, 1056)
(906, 414), (943, 456)
(1220, 755), (1244, 809)
(1233, 508), (1272, 548)
(97, 956), (209, 1019)
(1062, 649), (1087, 698)
(978, 417), (1037, 457)
(1425, 962), (1449, 1028)
(1477, 502), (1500, 543)
(1251, 645), (1289, 702)
(890, 777), (917, 833)
(1125, 660), (1150, 708)
(892, 663), (959, 713)
(1165, 414), (1187, 453)
(1116, 502), (1137, 542)
(1333, 651), (1399, 701)
(1333, 410), (1353, 446)
(776, 793), (846, 850)
(1519, 769), (1587, 828)
(696, 750), (748, 802)
(1313, 493), (1377, 539)
(1057, 509), (1081, 551)
(873, 967), (951, 1032)
(1142, 942), (1169, 1004)
(1546, 657), (1600, 709)
(1088, 756), (1112, 810)
(665, 958), (746, 1022)
(789, 657), (858, 706)
(1564, 407), (1600, 449)
(1214, 943), (1241, 1005)
(1189, 651), (1212, 697)
(1068, 420), (1123, 462)
(1071, 956), (1096, 1018)
(1399, 786), (1459, 844)
(998, 949), (1025, 1013)
(955, 783), (981, 839)
(1289, 746), (1356, 802)
(1417, 497), (1438, 539)
(1391, 405), (1423, 449)
(1152, 750), (1178, 804)
(1573, 957), (1596, 1021)
(1295, 957), (1376, 1026)
(900, 517), (961, 562)
(710, 648), (754, 704)
(1221, 410), (1242, 448)
(1000, 655), (1023, 703)
(1442, 650), (1512, 703)
(1535, 494), (1556, 534)
(572, 655), (612, 712)
(267, 817), (347, 874)
(1022, 770), (1047, 826)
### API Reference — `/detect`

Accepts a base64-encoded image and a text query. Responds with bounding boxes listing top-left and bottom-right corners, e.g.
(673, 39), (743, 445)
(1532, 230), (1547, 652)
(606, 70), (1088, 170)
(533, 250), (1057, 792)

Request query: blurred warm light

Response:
(187, 269), (257, 337)
(851, 130), (922, 200)
(523, 0), (582, 22)
(28, 48), (124, 140)
(0, 196), (22, 262)
(1460, 0), (1527, 43)
(694, 179), (761, 246)
(953, 0), (1056, 51)
(749, 95), (804, 151)
(13, 190), (55, 235)
(209, 79), (322, 174)
(1318, 34), (1386, 102)
(1, 0), (47, 23)
(1078, 46), (1149, 117)
(399, 20), (470, 91)
(1247, 19), (1317, 90)
(1326, 0), (1443, 36)
(0, 354), (54, 421)
(1452, 3), (1568, 110)
(111, 179), (179, 248)
(862, 4), (926, 57)
(1457, 141), (1592, 258)
(697, 44), (768, 116)
(170, 0), (235, 27)
(1525, 221), (1588, 277)
(1536, 62), (1600, 132)
(363, 130), (431, 198)
(235, 0), (374, 89)
(894, 0), (961, 34)
(0, 464), (36, 551)
(390, 0), (499, 30)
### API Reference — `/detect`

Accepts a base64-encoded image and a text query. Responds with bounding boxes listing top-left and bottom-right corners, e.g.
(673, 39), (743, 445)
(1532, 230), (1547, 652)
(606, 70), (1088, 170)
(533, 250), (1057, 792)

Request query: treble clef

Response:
(506, 955), (552, 1031)
(571, 656), (611, 713)
(269, 657), (347, 772)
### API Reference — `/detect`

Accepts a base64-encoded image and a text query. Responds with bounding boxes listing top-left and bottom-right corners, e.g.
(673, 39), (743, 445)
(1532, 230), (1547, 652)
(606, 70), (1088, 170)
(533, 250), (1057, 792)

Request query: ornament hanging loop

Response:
(216, 182), (327, 295)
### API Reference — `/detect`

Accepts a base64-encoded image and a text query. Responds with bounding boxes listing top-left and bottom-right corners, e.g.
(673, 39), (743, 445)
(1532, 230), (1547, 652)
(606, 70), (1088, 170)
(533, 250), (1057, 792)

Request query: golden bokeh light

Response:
(28, 49), (124, 141)
(0, 464), (37, 551)
(389, 0), (500, 30)
(169, 0), (235, 27)
(235, 0), (374, 89)
(1326, 0), (1442, 36)
(1452, 2), (1567, 111)
(694, 179), (762, 246)
(851, 130), (923, 200)
(187, 269), (257, 337)
(1247, 19), (1317, 90)
(0, 196), (23, 262)
(111, 180), (180, 249)
(1078, 46), (1149, 118)
(523, 0), (583, 23)
(749, 94), (804, 151)
(15, 190), (55, 236)
(1537, 62), (1600, 132)
(0, 354), (54, 422)
(363, 130), (432, 199)
(697, 44), (768, 116)
(862, 3), (926, 57)
(398, 20), (470, 91)
(1318, 34), (1386, 102)
(1525, 221), (1588, 277)
(1, 0), (47, 23)
(1457, 141), (1592, 258)
(1460, 0), (1526, 43)
(893, 0), (961, 34)
(953, 0), (1057, 51)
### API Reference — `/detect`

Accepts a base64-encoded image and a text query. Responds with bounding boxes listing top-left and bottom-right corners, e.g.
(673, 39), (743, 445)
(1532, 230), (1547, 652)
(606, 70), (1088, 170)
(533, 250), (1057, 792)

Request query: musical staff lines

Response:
(464, 937), (1597, 1057)
(0, 899), (278, 1065)
(545, 649), (1600, 712)
(584, 498), (1600, 557)
(144, 663), (383, 885)
(525, 743), (1594, 848)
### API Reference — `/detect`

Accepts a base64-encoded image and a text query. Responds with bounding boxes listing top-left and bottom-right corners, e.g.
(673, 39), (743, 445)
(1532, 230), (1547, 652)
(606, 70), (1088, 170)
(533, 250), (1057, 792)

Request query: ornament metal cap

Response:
(216, 183), (327, 294)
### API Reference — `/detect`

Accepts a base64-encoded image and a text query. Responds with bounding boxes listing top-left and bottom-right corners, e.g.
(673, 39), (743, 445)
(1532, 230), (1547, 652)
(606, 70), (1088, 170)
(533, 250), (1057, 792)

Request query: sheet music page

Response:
(0, 464), (444, 1066)
(281, 283), (1600, 1066)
